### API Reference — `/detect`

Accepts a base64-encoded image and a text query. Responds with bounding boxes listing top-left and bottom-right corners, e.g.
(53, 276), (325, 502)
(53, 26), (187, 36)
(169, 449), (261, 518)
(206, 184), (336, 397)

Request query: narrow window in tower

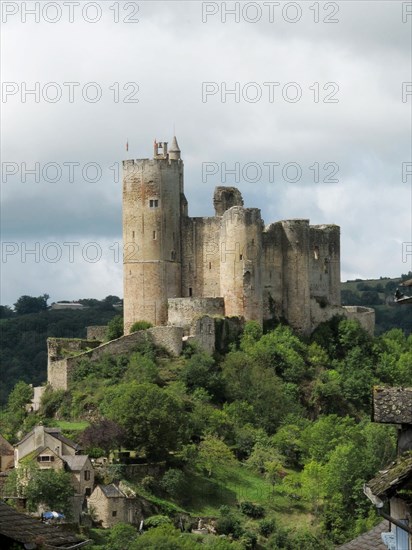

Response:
(132, 231), (135, 239)
(314, 246), (319, 260)
(209, 262), (211, 269)
(153, 231), (156, 240)
(171, 251), (176, 260)
(239, 254), (243, 260)
(189, 288), (193, 297)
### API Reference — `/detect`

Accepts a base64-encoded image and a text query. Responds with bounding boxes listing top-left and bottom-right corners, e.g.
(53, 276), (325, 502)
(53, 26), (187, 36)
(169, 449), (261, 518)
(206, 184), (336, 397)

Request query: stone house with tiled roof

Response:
(15, 425), (81, 466)
(87, 483), (154, 528)
(14, 426), (94, 521)
(362, 387), (412, 550)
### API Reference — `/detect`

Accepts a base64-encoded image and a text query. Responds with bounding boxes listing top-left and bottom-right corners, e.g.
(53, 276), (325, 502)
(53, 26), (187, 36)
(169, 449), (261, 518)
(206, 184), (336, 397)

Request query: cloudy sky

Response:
(1, 0), (411, 306)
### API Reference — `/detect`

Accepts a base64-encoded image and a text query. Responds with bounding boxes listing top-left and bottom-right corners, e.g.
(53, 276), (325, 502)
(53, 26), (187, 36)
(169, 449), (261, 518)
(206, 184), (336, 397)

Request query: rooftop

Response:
(337, 520), (389, 549)
(0, 500), (89, 549)
(365, 452), (412, 500)
(372, 387), (412, 424)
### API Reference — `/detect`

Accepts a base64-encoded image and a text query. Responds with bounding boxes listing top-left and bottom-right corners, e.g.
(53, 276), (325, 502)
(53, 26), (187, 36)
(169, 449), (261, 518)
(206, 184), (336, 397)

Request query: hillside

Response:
(2, 316), (411, 547)
(0, 302), (120, 404)
(341, 272), (412, 334)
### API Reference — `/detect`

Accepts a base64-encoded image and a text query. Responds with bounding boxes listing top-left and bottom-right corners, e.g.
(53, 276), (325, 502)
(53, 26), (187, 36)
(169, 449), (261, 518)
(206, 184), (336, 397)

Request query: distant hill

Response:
(0, 303), (120, 404)
(341, 272), (412, 335)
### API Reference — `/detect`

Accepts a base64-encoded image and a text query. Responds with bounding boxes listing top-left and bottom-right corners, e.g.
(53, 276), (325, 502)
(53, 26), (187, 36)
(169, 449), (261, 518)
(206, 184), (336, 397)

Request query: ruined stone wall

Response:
(342, 305), (375, 335)
(280, 220), (311, 335)
(86, 326), (107, 341)
(189, 315), (216, 354)
(309, 225), (341, 307)
(220, 207), (263, 322)
(181, 216), (221, 298)
(48, 327), (183, 390)
(262, 222), (285, 321)
(168, 297), (224, 332)
(123, 158), (183, 331)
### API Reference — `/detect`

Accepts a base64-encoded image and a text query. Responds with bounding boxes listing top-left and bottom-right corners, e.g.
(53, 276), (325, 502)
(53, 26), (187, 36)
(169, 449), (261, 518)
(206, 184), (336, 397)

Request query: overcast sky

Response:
(1, 0), (411, 306)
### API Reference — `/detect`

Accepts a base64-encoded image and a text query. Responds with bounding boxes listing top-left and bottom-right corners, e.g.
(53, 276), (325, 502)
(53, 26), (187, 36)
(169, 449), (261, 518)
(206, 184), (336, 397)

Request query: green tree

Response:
(100, 382), (187, 460)
(14, 294), (49, 314)
(7, 462), (74, 517)
(104, 522), (138, 550)
(196, 434), (235, 477)
(106, 314), (124, 340)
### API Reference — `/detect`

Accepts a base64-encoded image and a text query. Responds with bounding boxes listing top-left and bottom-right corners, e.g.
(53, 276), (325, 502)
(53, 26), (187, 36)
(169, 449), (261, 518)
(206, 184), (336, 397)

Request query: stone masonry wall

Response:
(87, 326), (108, 341)
(48, 327), (183, 390)
(168, 297), (224, 333)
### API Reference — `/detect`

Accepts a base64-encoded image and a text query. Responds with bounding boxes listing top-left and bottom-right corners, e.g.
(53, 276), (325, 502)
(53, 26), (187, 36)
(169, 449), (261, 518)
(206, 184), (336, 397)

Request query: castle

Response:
(122, 137), (374, 337)
(47, 137), (374, 390)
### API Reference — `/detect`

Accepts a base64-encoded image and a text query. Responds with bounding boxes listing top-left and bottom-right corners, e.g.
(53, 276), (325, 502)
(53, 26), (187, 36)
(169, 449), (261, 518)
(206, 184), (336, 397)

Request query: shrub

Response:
(258, 518), (276, 537)
(130, 320), (153, 332)
(107, 314), (124, 340)
(216, 512), (243, 538)
(160, 469), (186, 499)
(239, 501), (265, 519)
(144, 515), (173, 529)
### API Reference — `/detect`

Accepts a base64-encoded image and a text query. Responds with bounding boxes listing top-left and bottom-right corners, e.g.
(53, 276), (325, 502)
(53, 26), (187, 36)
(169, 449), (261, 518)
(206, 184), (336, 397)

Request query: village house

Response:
(14, 425), (94, 521)
(87, 483), (143, 528)
(364, 387), (412, 550)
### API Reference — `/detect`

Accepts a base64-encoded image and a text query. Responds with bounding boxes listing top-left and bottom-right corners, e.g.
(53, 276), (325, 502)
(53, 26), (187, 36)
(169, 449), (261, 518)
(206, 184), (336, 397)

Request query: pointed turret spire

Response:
(169, 136), (181, 160)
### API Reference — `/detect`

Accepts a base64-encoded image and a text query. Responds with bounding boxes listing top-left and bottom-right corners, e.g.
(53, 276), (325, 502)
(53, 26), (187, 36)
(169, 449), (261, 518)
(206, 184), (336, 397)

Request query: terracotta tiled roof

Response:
(337, 520), (389, 549)
(0, 500), (90, 548)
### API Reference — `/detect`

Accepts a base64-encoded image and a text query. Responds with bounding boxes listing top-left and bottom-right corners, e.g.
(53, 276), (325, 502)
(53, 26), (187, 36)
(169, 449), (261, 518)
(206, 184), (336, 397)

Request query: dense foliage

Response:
(0, 296), (120, 403)
(1, 282), (411, 546)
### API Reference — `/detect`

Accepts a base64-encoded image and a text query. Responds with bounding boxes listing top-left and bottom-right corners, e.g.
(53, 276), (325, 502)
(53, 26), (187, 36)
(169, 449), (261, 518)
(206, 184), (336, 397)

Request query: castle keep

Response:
(122, 137), (373, 336)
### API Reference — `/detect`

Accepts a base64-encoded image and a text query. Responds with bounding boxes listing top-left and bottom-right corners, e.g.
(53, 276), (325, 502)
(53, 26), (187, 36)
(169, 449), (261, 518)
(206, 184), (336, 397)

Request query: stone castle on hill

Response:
(122, 137), (374, 337)
(47, 137), (374, 390)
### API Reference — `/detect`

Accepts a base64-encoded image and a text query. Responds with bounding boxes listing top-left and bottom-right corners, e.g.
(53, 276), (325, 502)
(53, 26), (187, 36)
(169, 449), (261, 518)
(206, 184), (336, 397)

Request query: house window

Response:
(85, 488), (91, 497)
(112, 511), (117, 517)
(84, 470), (90, 481)
(149, 199), (159, 208)
(38, 455), (54, 462)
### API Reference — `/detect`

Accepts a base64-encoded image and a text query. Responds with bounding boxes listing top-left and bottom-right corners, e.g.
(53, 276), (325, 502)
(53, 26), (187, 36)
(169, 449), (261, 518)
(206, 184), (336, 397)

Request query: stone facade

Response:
(123, 139), (371, 336)
(87, 484), (146, 528)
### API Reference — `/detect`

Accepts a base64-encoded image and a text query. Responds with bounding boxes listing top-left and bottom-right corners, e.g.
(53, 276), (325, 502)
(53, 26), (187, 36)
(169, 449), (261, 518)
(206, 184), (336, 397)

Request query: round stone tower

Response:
(122, 138), (184, 333)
